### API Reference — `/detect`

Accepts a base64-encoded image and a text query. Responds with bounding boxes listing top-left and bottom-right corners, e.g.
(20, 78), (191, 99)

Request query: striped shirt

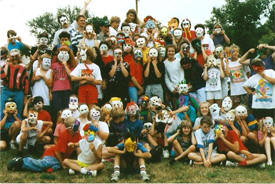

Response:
(0, 63), (29, 94)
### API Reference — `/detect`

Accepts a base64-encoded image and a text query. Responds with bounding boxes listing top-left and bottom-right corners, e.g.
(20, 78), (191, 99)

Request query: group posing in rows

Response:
(1, 0), (275, 182)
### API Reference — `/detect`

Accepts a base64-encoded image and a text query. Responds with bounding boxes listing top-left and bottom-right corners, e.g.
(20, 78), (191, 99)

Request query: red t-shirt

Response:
(102, 55), (114, 65)
(43, 145), (57, 157)
(38, 109), (51, 121)
(217, 130), (248, 153)
(128, 60), (143, 87)
(182, 30), (196, 42)
(55, 130), (81, 158)
(196, 50), (212, 68)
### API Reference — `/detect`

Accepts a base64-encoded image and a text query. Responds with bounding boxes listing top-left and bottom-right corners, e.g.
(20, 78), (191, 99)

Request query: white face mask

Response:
(129, 23), (137, 32)
(79, 48), (87, 61)
(182, 19), (190, 29)
(28, 112), (38, 125)
(263, 117), (273, 130)
(214, 46), (224, 57)
(235, 105), (247, 117)
(123, 44), (132, 53)
(114, 49), (122, 57)
(61, 109), (72, 119)
(149, 96), (162, 107)
(59, 16), (68, 26)
(209, 103), (220, 120)
(195, 27), (204, 38)
(173, 29), (183, 39)
(42, 57), (51, 70)
(99, 44), (108, 52)
(155, 110), (173, 124)
(90, 108), (101, 121)
(86, 25), (93, 33)
(136, 38), (146, 48)
(58, 51), (69, 62)
(134, 49), (143, 59)
(110, 100), (123, 109)
(148, 48), (158, 58)
(158, 47), (166, 57)
(126, 103), (139, 115)
(177, 84), (189, 94)
(79, 104), (89, 115)
(222, 97), (232, 112)
(122, 26), (131, 36)
(69, 96), (78, 110)
(225, 110), (235, 122)
(39, 37), (48, 45)
(103, 103), (112, 111)
(215, 28), (222, 34)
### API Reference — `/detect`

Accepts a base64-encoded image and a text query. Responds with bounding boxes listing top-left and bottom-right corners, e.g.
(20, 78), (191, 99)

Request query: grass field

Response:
(0, 149), (274, 183)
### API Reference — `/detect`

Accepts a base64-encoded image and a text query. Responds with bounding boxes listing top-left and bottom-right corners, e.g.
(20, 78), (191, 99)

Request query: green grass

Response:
(0, 150), (274, 183)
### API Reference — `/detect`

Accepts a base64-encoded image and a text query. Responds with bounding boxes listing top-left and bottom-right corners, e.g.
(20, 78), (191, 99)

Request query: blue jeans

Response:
(1, 87), (24, 114)
(128, 87), (138, 103)
(22, 156), (60, 172)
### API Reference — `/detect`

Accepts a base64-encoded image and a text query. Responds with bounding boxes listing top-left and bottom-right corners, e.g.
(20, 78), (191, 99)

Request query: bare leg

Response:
(188, 152), (203, 164)
(175, 143), (196, 161)
(265, 137), (272, 163)
(86, 162), (104, 171)
(227, 151), (245, 162)
(9, 121), (21, 141)
(19, 133), (28, 151)
(63, 159), (81, 172)
(0, 141), (7, 151)
(270, 137), (275, 150)
(247, 132), (258, 144)
(246, 154), (266, 166)
(102, 146), (115, 159)
(147, 134), (158, 147)
(210, 153), (226, 164)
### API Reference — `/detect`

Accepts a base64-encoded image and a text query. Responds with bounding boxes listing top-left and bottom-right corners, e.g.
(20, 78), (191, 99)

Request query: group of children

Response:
(0, 2), (275, 182)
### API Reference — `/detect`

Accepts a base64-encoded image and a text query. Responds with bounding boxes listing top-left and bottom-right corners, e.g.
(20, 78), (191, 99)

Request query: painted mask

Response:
(195, 27), (204, 38)
(209, 103), (220, 120)
(114, 48), (122, 57)
(126, 102), (139, 115)
(181, 19), (190, 29)
(235, 105), (247, 117)
(28, 111), (38, 125)
(173, 29), (183, 39)
(222, 97), (232, 112)
(158, 47), (166, 57)
(144, 122), (153, 130)
(57, 51), (69, 62)
(155, 110), (173, 124)
(160, 26), (168, 37)
(225, 110), (235, 122)
(90, 108), (101, 121)
(134, 49), (143, 59)
(207, 55), (218, 67)
(69, 96), (78, 110)
(145, 20), (155, 29)
(148, 48), (158, 58)
(39, 37), (48, 45)
(129, 23), (137, 32)
(124, 137), (136, 152)
(59, 16), (68, 26)
(116, 34), (125, 44)
(99, 44), (108, 52)
(86, 25), (93, 33)
(181, 43), (190, 53)
(79, 48), (87, 61)
(214, 124), (225, 137)
(61, 109), (72, 119)
(122, 26), (131, 37)
(83, 123), (96, 142)
(214, 46), (224, 58)
(149, 96), (162, 108)
(79, 104), (89, 115)
(103, 103), (112, 111)
(136, 37), (146, 48)
(5, 102), (17, 113)
(110, 97), (123, 109)
(263, 117), (274, 130)
(177, 83), (189, 94)
(215, 28), (222, 34)
(42, 57), (51, 70)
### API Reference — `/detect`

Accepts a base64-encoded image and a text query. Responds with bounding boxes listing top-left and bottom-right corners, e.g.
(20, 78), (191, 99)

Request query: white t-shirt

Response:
(109, 26), (118, 37)
(243, 69), (275, 109)
(32, 68), (52, 106)
(228, 59), (248, 96)
(164, 57), (185, 92)
(80, 121), (109, 143)
(77, 138), (102, 164)
(70, 63), (102, 84)
(204, 67), (221, 92)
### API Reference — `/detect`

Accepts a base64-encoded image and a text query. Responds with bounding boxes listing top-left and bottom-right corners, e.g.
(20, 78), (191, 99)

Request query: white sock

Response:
(80, 167), (88, 174)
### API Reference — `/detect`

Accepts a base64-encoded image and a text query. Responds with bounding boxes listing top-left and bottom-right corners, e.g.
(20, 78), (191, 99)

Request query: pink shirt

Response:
(52, 62), (71, 91)
(54, 123), (66, 137)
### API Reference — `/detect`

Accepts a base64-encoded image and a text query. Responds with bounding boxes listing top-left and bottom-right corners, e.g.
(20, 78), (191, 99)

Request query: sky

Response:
(0, 0), (226, 45)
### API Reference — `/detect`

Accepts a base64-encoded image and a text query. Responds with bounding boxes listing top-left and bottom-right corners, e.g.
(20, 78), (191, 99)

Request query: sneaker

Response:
(87, 170), (97, 176)
(69, 168), (75, 175)
(110, 171), (120, 182)
(10, 140), (16, 150)
(189, 160), (193, 166)
(259, 163), (266, 169)
(7, 157), (23, 171)
(226, 160), (237, 167)
(163, 149), (169, 158)
(267, 160), (272, 166)
(141, 172), (150, 182)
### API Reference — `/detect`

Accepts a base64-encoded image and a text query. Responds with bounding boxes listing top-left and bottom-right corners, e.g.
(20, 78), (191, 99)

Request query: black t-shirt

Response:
(144, 62), (165, 85)
(182, 57), (205, 91)
(107, 120), (127, 146)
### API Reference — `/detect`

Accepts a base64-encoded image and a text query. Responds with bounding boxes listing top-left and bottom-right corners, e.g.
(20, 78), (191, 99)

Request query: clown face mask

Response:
(177, 83), (189, 94)
(5, 102), (17, 114)
(90, 108), (101, 121)
(59, 16), (69, 26)
(136, 37), (146, 48)
(214, 124), (225, 137)
(181, 19), (191, 29)
(58, 51), (69, 62)
(79, 104), (89, 116)
(123, 44), (132, 53)
(207, 55), (218, 67)
(160, 26), (168, 37)
(124, 137), (137, 152)
(39, 37), (48, 46)
(69, 96), (78, 110)
(61, 109), (72, 119)
(79, 48), (87, 61)
(235, 105), (247, 117)
(42, 57), (51, 70)
(195, 27), (204, 38)
(28, 111), (38, 125)
(149, 96), (162, 109)
(173, 29), (183, 39)
(134, 49), (143, 60)
(155, 110), (173, 125)
(122, 26), (131, 37)
(83, 124), (96, 142)
(148, 48), (158, 58)
(225, 110), (235, 122)
(126, 102), (139, 116)
(222, 97), (232, 112)
(114, 48), (122, 57)
(110, 97), (123, 109)
(99, 44), (108, 52)
(158, 47), (166, 57)
(263, 117), (273, 132)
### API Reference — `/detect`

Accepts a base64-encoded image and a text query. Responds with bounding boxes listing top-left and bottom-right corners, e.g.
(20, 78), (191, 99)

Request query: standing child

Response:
(189, 116), (226, 167)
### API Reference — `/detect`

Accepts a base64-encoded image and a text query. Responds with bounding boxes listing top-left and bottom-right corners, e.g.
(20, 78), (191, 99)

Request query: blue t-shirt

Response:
(234, 114), (257, 133)
(125, 119), (143, 137)
(8, 42), (24, 51)
(0, 113), (22, 129)
(116, 142), (148, 152)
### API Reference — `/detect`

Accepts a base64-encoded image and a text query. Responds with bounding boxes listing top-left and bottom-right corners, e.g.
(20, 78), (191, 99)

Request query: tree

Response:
(205, 0), (274, 53)
(27, 6), (92, 44)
